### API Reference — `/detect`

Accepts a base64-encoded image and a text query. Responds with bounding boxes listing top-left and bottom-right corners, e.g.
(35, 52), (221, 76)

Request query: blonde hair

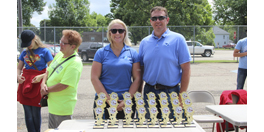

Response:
(34, 35), (46, 48)
(107, 19), (132, 46)
(26, 35), (46, 61)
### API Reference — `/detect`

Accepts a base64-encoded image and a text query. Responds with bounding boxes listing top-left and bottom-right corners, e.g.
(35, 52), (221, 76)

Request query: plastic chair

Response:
(188, 90), (223, 132)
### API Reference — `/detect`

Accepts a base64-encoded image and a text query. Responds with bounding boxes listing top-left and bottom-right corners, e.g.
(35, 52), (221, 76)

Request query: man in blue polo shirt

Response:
(233, 37), (247, 90)
(139, 6), (191, 119)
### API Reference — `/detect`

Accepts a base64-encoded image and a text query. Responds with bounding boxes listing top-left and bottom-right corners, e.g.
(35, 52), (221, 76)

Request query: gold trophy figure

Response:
(148, 107), (159, 128)
(107, 107), (118, 127)
(136, 107), (147, 127)
(123, 107), (133, 127)
(123, 92), (131, 100)
(95, 98), (106, 109)
(98, 92), (107, 101)
(107, 93), (119, 128)
(158, 92), (171, 128)
(134, 92), (147, 127)
(147, 92), (156, 99)
(110, 92), (119, 100)
(160, 107), (171, 128)
(93, 107), (104, 129)
(184, 106), (195, 127)
(93, 92), (107, 129)
(173, 106), (185, 128)
(134, 92), (142, 101)
(180, 92), (195, 127)
(159, 92), (167, 99)
(169, 92), (178, 99)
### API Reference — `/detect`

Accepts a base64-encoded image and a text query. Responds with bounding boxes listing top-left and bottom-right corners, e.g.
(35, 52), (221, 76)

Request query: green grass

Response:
(191, 60), (238, 63)
(215, 48), (234, 50)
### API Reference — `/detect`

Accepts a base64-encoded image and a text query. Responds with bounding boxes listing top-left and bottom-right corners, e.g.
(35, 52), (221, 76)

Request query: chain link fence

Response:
(17, 25), (247, 62)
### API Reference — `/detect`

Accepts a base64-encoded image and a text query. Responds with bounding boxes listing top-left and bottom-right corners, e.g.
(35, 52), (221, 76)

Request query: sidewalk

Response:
(17, 63), (247, 132)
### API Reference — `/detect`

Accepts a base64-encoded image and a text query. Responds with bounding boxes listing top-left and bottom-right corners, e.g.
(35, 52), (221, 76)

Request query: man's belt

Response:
(146, 83), (180, 90)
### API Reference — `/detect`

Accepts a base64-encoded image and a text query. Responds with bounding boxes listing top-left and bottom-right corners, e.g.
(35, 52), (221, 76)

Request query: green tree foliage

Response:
(213, 0), (247, 25)
(19, 0), (46, 26)
(109, 0), (215, 45)
(48, 0), (96, 27)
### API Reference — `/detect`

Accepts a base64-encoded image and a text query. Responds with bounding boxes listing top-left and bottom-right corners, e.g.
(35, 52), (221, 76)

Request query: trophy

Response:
(134, 91), (142, 100)
(180, 92), (195, 127)
(93, 107), (104, 129)
(107, 92), (119, 128)
(148, 107), (159, 128)
(173, 106), (185, 128)
(122, 92), (134, 128)
(158, 92), (172, 128)
(147, 92), (159, 128)
(93, 92), (107, 129)
(170, 92), (184, 128)
(185, 106), (195, 127)
(134, 92), (147, 128)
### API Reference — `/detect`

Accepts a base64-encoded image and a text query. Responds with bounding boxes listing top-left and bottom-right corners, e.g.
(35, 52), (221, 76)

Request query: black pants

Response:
(93, 95), (136, 119)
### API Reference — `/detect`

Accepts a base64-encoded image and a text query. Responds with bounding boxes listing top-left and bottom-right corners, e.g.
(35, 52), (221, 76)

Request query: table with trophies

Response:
(57, 92), (205, 132)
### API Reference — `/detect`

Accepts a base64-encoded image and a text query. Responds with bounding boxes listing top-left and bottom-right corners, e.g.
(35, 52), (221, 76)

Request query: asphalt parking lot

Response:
(17, 50), (247, 132)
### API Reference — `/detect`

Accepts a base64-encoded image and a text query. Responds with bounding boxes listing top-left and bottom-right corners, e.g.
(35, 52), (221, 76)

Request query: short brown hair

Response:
(62, 30), (82, 50)
(150, 6), (168, 17)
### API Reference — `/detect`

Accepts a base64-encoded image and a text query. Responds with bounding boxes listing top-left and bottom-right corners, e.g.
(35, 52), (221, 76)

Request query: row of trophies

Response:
(93, 91), (195, 129)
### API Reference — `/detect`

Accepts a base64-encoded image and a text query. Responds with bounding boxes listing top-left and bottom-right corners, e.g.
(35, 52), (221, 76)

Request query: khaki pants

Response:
(48, 113), (72, 129)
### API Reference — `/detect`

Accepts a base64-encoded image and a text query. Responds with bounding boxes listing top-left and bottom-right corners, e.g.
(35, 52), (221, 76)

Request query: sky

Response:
(31, 0), (111, 27)
(31, 0), (214, 27)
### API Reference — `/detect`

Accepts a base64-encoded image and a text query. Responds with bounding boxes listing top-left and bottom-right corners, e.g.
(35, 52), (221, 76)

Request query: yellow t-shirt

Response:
(47, 51), (83, 115)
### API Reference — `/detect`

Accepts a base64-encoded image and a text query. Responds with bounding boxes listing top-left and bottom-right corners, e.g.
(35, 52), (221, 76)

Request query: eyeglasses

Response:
(60, 40), (71, 46)
(110, 29), (126, 34)
(150, 16), (167, 21)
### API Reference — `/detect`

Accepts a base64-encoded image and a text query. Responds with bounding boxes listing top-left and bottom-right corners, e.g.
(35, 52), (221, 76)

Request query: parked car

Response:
(222, 43), (236, 49)
(78, 42), (103, 61)
(187, 41), (215, 57)
(45, 44), (60, 57)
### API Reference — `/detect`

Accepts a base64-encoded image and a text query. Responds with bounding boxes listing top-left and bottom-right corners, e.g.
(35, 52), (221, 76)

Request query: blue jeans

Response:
(143, 84), (180, 119)
(23, 105), (41, 132)
(237, 68), (247, 90)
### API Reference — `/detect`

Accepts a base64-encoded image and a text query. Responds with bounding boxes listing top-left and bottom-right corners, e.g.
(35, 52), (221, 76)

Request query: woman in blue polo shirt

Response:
(91, 19), (141, 119)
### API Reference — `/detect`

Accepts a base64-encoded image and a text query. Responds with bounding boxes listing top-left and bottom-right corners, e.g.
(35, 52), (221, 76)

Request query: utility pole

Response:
(18, 0), (23, 52)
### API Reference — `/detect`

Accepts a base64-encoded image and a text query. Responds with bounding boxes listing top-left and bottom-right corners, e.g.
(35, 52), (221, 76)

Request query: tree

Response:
(110, 0), (215, 45)
(213, 0), (247, 25)
(48, 0), (96, 27)
(18, 0), (46, 26)
(90, 12), (108, 27)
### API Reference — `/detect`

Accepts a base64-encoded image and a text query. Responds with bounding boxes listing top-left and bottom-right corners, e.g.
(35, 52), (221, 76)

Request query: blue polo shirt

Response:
(235, 37), (247, 69)
(139, 29), (191, 86)
(93, 44), (140, 99)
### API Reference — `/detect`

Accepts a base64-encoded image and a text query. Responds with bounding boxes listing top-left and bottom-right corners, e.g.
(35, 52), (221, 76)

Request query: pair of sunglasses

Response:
(150, 16), (167, 21)
(110, 29), (126, 34)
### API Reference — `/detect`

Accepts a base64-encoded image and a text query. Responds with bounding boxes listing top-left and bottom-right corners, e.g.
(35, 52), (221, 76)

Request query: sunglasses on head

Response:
(150, 16), (167, 21)
(110, 29), (126, 34)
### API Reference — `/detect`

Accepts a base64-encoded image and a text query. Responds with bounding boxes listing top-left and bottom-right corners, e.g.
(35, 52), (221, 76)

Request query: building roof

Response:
(213, 26), (230, 35)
